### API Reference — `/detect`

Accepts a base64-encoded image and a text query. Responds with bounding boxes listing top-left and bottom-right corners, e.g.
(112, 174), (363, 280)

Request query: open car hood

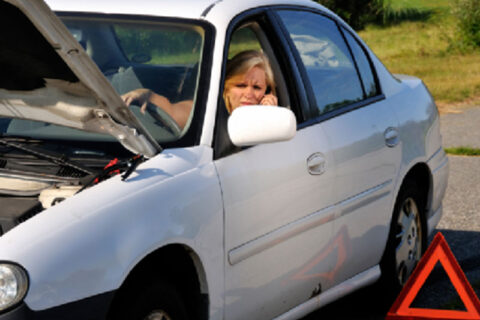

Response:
(0, 0), (161, 157)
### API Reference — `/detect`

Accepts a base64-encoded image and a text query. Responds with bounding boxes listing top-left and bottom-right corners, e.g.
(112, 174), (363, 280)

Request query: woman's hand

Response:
(121, 88), (152, 113)
(259, 93), (278, 106)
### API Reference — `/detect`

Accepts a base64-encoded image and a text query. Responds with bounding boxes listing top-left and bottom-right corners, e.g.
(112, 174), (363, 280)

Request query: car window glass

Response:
(228, 27), (263, 58)
(215, 23), (294, 159)
(276, 10), (364, 117)
(342, 28), (379, 98)
(69, 19), (204, 141)
(226, 23), (293, 109)
(1, 18), (205, 146)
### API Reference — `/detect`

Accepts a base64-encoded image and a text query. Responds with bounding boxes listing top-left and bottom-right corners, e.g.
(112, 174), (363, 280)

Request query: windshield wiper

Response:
(0, 136), (95, 175)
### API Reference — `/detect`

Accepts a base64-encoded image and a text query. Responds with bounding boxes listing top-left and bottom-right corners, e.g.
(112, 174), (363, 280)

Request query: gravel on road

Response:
(440, 106), (480, 149)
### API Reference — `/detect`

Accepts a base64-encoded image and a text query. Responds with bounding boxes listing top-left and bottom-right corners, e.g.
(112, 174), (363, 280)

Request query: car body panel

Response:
(0, 146), (225, 317)
(216, 124), (336, 319)
(0, 0), (448, 319)
(320, 97), (401, 285)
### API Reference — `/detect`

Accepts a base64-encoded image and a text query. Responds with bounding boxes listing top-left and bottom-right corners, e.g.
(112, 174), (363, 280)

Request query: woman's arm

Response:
(122, 88), (193, 130)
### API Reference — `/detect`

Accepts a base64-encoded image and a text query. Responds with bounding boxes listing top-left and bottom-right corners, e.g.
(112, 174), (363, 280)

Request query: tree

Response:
(315, 0), (384, 30)
(453, 0), (480, 48)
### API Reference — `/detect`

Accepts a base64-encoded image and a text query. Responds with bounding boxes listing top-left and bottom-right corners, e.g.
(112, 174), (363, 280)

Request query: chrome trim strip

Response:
(273, 266), (381, 320)
(228, 205), (337, 265)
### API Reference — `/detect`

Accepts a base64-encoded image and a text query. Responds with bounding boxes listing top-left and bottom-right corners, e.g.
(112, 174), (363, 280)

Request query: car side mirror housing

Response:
(227, 106), (297, 147)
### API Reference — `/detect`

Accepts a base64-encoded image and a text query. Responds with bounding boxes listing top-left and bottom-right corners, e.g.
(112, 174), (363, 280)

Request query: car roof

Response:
(45, 0), (330, 21)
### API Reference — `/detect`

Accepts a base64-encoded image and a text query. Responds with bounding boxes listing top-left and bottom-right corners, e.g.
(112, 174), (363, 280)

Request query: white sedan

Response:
(0, 0), (448, 319)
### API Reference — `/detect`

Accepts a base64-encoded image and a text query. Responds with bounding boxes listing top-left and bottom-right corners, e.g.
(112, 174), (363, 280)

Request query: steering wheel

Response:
(145, 102), (182, 137)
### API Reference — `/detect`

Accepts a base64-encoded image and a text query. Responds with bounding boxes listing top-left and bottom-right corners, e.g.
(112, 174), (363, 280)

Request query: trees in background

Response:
(317, 0), (480, 50)
(452, 0), (480, 49)
(315, 0), (385, 30)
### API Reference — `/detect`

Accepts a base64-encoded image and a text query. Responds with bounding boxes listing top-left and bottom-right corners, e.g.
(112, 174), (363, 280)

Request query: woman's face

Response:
(225, 66), (267, 112)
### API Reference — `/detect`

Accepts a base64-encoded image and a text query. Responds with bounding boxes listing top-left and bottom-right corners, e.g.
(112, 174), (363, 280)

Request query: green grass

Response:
(228, 41), (262, 59)
(445, 147), (480, 156)
(388, 0), (450, 11)
(358, 0), (480, 106)
(140, 52), (200, 65)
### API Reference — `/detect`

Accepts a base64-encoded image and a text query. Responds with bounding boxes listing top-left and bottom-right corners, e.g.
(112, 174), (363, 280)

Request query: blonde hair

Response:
(223, 50), (276, 113)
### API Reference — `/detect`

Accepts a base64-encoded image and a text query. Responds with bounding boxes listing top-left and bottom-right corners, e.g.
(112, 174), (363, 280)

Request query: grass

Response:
(445, 147), (480, 156)
(358, 0), (480, 107)
(388, 0), (451, 11)
(142, 52), (200, 65)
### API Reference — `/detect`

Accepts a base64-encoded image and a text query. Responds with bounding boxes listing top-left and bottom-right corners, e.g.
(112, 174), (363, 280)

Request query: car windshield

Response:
(0, 16), (205, 148)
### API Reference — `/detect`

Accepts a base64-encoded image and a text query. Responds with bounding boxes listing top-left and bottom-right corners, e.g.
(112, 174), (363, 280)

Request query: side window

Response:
(228, 26), (263, 58)
(342, 28), (379, 98)
(214, 21), (294, 159)
(276, 10), (364, 117)
(226, 23), (291, 110)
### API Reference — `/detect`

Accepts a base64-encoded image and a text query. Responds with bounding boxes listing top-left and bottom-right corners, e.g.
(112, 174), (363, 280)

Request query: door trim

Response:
(228, 204), (337, 265)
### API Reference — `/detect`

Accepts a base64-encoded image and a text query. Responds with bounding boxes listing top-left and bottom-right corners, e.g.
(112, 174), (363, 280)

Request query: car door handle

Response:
(384, 127), (399, 147)
(307, 153), (326, 175)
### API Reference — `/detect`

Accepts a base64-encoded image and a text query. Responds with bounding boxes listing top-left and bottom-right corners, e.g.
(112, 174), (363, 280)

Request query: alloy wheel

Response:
(395, 197), (423, 286)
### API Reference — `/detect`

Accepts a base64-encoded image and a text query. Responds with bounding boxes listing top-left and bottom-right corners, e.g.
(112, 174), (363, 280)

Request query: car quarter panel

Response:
(386, 76), (447, 229)
(339, 14), (447, 235)
(0, 146), (224, 319)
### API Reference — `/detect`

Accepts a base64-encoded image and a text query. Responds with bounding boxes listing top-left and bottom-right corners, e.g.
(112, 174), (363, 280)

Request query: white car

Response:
(0, 0), (448, 319)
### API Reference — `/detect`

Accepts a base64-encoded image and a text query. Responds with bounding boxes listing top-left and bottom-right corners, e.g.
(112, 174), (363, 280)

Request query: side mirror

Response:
(227, 106), (297, 147)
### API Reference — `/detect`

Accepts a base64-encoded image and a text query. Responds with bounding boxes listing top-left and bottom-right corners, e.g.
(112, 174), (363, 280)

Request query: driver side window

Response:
(225, 22), (291, 111)
(214, 21), (294, 159)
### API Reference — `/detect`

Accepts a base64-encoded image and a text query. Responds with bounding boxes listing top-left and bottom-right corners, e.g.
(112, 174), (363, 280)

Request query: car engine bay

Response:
(0, 138), (133, 236)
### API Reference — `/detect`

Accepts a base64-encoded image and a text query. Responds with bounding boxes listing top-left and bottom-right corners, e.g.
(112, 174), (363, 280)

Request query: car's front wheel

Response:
(112, 279), (189, 320)
(381, 179), (427, 292)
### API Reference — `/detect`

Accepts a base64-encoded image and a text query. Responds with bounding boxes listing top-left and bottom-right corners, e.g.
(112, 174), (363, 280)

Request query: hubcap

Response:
(395, 197), (422, 286)
(144, 310), (172, 320)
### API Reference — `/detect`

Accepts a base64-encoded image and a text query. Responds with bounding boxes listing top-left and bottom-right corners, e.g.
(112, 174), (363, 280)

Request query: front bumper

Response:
(0, 291), (115, 320)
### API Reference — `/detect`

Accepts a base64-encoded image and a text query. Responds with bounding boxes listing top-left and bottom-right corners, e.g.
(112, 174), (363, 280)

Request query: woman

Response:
(121, 50), (278, 129)
(223, 50), (278, 113)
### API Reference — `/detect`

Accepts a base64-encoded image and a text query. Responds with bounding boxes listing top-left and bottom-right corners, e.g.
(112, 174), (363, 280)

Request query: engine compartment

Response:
(0, 196), (43, 235)
(0, 171), (84, 235)
(0, 140), (132, 236)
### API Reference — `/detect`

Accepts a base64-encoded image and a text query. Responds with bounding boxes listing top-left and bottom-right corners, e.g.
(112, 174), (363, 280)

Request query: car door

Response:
(213, 15), (337, 320)
(276, 9), (401, 285)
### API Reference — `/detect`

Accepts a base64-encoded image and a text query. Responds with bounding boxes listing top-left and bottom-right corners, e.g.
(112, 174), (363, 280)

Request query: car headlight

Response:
(0, 264), (28, 311)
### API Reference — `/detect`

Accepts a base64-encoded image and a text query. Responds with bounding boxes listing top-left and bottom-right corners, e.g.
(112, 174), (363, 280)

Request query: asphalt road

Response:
(302, 107), (480, 319)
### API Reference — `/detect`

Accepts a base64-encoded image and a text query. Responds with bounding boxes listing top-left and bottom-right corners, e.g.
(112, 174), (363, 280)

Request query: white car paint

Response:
(0, 0), (448, 319)
(0, 146), (225, 316)
(227, 106), (297, 146)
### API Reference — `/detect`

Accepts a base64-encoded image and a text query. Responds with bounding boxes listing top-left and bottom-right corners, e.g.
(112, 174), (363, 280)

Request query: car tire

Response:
(380, 179), (427, 293)
(114, 279), (189, 320)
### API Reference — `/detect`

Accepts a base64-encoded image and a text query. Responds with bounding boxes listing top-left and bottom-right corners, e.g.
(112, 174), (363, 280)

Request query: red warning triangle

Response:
(386, 232), (480, 320)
